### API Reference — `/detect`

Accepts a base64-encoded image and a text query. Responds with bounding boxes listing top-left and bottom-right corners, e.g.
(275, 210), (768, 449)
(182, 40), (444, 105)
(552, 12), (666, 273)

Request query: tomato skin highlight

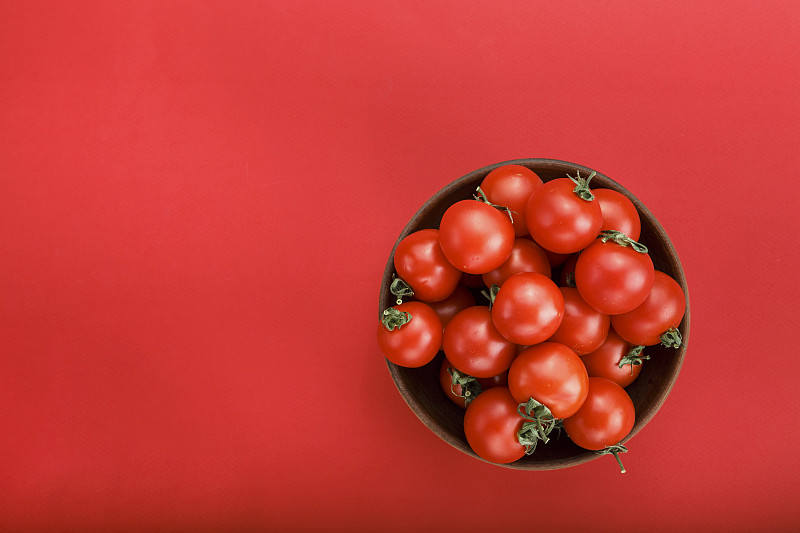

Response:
(594, 188), (642, 242)
(443, 306), (517, 378)
(507, 342), (589, 419)
(525, 178), (603, 254)
(480, 164), (543, 237)
(438, 199), (515, 274)
(610, 270), (687, 346)
(377, 302), (442, 368)
(394, 229), (462, 303)
(563, 377), (635, 450)
(547, 287), (610, 356)
(581, 329), (643, 388)
(463, 386), (526, 464)
(491, 272), (564, 346)
(575, 239), (655, 315)
(481, 238), (551, 288)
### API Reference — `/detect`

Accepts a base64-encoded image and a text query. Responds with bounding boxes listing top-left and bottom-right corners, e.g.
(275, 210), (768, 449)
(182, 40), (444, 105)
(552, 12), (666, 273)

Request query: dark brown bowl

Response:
(378, 158), (690, 470)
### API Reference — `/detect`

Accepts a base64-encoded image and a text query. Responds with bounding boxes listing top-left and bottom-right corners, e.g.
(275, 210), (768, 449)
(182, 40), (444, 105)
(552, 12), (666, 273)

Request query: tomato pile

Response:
(377, 164), (686, 472)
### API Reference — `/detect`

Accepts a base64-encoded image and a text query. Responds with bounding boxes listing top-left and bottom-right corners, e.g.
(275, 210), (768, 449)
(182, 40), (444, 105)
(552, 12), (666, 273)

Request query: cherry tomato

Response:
(394, 229), (462, 302)
(377, 302), (442, 368)
(481, 238), (551, 288)
(611, 270), (686, 346)
(480, 164), (543, 236)
(491, 272), (564, 346)
(540, 245), (572, 269)
(443, 306), (517, 378)
(547, 287), (610, 355)
(525, 176), (603, 254)
(438, 199), (515, 274)
(581, 329), (644, 388)
(507, 342), (589, 419)
(563, 377), (635, 450)
(556, 253), (579, 287)
(425, 285), (476, 330)
(594, 188), (641, 242)
(439, 358), (508, 409)
(574, 237), (654, 315)
(463, 386), (526, 463)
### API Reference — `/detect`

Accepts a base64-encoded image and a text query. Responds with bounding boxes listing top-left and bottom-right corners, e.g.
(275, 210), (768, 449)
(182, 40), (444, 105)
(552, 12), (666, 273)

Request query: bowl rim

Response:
(379, 157), (690, 470)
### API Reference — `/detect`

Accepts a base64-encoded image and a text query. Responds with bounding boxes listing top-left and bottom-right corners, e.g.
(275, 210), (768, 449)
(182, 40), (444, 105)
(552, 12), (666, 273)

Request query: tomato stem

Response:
(516, 398), (558, 455)
(599, 230), (649, 254)
(447, 367), (482, 405)
(618, 345), (650, 375)
(480, 284), (500, 309)
(473, 186), (515, 223)
(596, 444), (629, 473)
(390, 276), (414, 305)
(567, 170), (596, 201)
(660, 326), (683, 349)
(381, 307), (412, 331)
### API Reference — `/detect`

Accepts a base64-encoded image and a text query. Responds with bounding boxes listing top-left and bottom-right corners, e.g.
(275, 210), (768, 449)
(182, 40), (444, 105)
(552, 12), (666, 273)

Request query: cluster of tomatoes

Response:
(377, 164), (686, 472)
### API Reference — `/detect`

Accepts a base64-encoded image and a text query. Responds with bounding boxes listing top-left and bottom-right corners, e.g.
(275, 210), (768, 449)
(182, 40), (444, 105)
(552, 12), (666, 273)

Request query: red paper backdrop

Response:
(2, 1), (799, 531)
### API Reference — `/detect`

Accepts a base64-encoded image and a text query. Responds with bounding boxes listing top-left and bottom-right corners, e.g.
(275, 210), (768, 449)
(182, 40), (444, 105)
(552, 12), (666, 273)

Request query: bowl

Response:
(378, 158), (690, 470)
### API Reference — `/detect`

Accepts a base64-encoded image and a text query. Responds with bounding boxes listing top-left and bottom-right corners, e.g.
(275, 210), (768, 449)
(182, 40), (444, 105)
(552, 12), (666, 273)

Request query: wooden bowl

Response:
(378, 158), (690, 470)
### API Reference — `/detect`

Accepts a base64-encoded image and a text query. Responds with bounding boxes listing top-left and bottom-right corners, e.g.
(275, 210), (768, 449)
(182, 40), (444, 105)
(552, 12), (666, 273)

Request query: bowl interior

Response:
(379, 158), (690, 470)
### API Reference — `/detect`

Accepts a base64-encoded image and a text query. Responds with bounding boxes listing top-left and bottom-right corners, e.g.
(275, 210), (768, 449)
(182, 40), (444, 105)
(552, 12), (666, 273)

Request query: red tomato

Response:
(439, 358), (508, 409)
(574, 237), (654, 315)
(556, 253), (579, 287)
(540, 245), (572, 269)
(594, 188), (642, 241)
(563, 377), (635, 450)
(438, 199), (515, 274)
(426, 285), (476, 329)
(610, 270), (686, 347)
(547, 287), (610, 355)
(525, 175), (603, 254)
(481, 238), (551, 288)
(491, 272), (564, 346)
(581, 329), (645, 388)
(463, 386), (526, 463)
(480, 164), (543, 236)
(443, 306), (517, 378)
(377, 302), (442, 368)
(507, 342), (589, 419)
(394, 229), (462, 302)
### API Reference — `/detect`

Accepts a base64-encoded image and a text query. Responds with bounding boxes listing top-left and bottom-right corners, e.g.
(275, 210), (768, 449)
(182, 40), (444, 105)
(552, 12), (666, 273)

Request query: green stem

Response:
(660, 326), (683, 349)
(390, 276), (414, 305)
(599, 230), (649, 254)
(567, 170), (596, 201)
(381, 307), (412, 331)
(596, 444), (629, 473)
(447, 367), (482, 405)
(516, 398), (558, 455)
(480, 284), (500, 309)
(474, 186), (515, 223)
(618, 345), (650, 375)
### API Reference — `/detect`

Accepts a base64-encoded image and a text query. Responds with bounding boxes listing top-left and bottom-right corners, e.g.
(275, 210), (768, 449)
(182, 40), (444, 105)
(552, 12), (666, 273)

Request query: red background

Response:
(2, 1), (799, 531)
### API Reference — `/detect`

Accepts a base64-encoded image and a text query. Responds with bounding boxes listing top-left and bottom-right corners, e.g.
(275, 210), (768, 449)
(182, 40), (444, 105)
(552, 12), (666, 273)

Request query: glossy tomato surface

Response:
(563, 377), (635, 450)
(377, 302), (442, 368)
(594, 188), (642, 241)
(443, 306), (516, 378)
(547, 287), (610, 355)
(611, 270), (687, 346)
(480, 164), (543, 236)
(394, 229), (461, 302)
(507, 342), (589, 419)
(491, 272), (564, 345)
(481, 237), (551, 288)
(438, 199), (515, 274)
(581, 329), (643, 388)
(425, 285), (476, 330)
(463, 386), (526, 464)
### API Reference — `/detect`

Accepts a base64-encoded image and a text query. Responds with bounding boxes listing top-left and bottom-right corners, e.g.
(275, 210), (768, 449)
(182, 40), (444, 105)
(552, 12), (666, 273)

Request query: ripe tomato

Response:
(547, 287), (610, 355)
(556, 253), (579, 287)
(376, 302), (442, 368)
(439, 358), (508, 409)
(581, 329), (646, 388)
(610, 270), (686, 347)
(463, 386), (526, 463)
(507, 342), (589, 419)
(481, 238), (551, 288)
(443, 306), (517, 378)
(563, 377), (635, 450)
(480, 164), (543, 236)
(393, 229), (462, 302)
(438, 199), (515, 274)
(525, 175), (603, 254)
(574, 236), (654, 315)
(491, 272), (564, 346)
(425, 285), (476, 329)
(594, 188), (641, 241)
